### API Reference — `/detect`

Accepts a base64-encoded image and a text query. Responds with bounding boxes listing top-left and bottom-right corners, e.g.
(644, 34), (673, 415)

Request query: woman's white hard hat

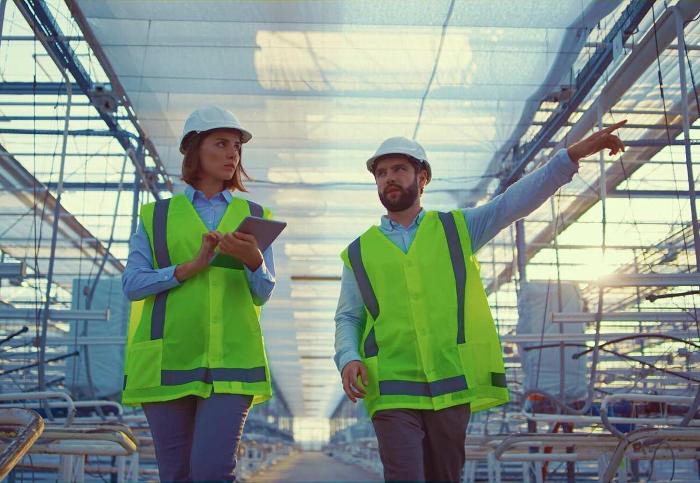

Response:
(179, 106), (252, 154)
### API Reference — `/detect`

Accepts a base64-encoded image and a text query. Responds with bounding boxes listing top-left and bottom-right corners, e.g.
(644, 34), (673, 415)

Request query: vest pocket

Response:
(126, 339), (163, 389)
(458, 340), (491, 387)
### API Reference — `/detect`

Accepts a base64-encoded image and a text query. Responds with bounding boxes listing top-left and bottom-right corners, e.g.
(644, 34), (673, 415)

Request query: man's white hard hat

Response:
(179, 106), (252, 154)
(366, 136), (432, 183)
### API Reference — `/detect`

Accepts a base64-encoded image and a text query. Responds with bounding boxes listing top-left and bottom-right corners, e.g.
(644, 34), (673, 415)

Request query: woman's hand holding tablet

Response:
(210, 217), (287, 270)
(218, 231), (263, 271)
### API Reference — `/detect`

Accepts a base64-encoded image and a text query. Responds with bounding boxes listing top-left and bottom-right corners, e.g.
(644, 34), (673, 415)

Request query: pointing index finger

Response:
(601, 119), (627, 134)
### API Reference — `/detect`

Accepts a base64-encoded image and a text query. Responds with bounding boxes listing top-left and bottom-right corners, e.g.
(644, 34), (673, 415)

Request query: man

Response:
(334, 122), (626, 482)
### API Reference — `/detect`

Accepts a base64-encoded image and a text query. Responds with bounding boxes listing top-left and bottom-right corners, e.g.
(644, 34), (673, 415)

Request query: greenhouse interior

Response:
(0, 0), (699, 481)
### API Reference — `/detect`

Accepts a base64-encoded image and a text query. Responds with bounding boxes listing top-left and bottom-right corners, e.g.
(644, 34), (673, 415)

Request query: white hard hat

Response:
(366, 136), (432, 183)
(179, 106), (252, 154)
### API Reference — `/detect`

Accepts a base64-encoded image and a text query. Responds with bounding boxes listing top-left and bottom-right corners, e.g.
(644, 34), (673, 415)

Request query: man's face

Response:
(373, 156), (426, 212)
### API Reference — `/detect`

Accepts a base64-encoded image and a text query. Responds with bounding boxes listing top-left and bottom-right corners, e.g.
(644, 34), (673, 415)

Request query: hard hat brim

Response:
(366, 153), (432, 183)
(179, 126), (252, 154)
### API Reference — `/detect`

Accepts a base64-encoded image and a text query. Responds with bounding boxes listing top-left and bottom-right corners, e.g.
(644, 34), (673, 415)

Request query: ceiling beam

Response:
(13, 0), (171, 198)
(495, 1), (658, 194)
(487, 1), (700, 292)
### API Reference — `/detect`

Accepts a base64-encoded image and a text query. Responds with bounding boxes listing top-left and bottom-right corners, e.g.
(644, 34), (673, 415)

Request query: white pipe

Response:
(0, 391), (75, 426)
(502, 330), (695, 343)
(600, 393), (698, 438)
(601, 393), (696, 411)
(514, 409), (700, 426)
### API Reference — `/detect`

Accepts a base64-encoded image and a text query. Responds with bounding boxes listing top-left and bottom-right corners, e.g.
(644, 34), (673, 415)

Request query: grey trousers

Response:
(142, 393), (252, 482)
(371, 404), (471, 482)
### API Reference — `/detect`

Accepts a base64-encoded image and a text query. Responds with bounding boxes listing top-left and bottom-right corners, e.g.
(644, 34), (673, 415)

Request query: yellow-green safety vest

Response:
(340, 210), (509, 417)
(122, 194), (273, 406)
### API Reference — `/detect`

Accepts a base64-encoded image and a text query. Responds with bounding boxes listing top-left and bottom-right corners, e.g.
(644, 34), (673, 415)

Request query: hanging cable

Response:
(647, 289), (700, 301)
(0, 326), (28, 346)
(412, 0), (456, 140)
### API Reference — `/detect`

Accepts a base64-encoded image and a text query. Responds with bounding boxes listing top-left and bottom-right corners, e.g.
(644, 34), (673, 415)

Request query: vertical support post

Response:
(548, 197), (566, 401)
(514, 143), (528, 285)
(38, 71), (72, 390)
(597, 100), (608, 243)
(59, 455), (74, 482)
(675, 7), (700, 272)
(674, 3), (700, 432)
(130, 142), (145, 236)
(131, 171), (141, 236)
(515, 220), (527, 283)
(75, 455), (85, 483)
(0, 0), (8, 54)
(116, 455), (126, 482)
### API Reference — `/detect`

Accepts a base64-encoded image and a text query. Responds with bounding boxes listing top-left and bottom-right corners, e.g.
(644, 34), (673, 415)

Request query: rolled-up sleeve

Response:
(121, 221), (181, 301)
(244, 245), (276, 305)
(333, 265), (365, 374)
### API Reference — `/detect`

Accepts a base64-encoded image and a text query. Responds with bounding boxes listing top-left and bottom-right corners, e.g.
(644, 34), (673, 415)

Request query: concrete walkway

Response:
(249, 451), (382, 483)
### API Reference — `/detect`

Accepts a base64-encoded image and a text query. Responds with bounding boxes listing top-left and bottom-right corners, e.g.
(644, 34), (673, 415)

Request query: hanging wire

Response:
(412, 0), (456, 140)
(30, 12), (40, 394)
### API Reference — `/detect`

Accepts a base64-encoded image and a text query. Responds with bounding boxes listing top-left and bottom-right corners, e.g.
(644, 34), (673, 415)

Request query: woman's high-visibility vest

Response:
(122, 194), (272, 406)
(340, 210), (509, 417)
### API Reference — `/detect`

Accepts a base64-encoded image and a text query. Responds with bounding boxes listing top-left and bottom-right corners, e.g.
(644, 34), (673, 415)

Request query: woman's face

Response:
(198, 129), (242, 182)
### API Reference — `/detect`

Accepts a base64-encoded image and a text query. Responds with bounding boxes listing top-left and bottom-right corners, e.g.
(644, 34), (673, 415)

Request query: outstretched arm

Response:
(464, 120), (626, 252)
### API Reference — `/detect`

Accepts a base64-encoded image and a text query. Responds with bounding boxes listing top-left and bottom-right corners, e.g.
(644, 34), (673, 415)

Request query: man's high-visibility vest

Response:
(340, 210), (509, 417)
(122, 194), (272, 406)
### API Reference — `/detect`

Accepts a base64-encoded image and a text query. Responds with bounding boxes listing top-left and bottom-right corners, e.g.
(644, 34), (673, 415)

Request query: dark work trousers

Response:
(142, 393), (252, 482)
(371, 403), (471, 482)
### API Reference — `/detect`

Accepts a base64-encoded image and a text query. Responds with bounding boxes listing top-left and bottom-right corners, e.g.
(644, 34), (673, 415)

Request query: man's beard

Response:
(378, 177), (419, 212)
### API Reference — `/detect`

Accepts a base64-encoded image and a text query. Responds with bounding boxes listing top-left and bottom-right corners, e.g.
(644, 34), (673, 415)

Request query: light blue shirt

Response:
(122, 185), (276, 304)
(334, 148), (578, 373)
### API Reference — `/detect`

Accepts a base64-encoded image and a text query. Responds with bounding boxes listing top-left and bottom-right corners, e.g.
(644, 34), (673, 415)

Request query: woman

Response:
(121, 105), (276, 481)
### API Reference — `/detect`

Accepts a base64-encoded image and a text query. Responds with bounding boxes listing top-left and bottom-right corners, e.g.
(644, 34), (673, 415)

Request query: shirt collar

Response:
(184, 184), (233, 204)
(380, 208), (426, 231)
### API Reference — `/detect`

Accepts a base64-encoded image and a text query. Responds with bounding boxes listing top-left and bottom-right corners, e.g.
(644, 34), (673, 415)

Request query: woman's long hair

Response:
(180, 130), (251, 192)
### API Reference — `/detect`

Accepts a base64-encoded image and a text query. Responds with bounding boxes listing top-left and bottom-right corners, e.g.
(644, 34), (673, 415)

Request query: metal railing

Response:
(602, 426), (700, 482)
(0, 408), (44, 479)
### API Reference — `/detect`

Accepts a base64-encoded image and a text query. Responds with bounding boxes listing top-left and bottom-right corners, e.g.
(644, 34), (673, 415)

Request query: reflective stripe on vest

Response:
(348, 237), (380, 357)
(248, 200), (264, 218)
(161, 367), (267, 385)
(491, 372), (507, 388)
(379, 375), (468, 397)
(437, 211), (466, 344)
(151, 198), (172, 340)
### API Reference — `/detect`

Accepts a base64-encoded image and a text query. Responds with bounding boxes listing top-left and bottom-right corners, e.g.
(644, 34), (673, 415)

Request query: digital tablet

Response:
(209, 216), (287, 270)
